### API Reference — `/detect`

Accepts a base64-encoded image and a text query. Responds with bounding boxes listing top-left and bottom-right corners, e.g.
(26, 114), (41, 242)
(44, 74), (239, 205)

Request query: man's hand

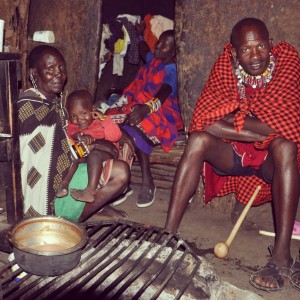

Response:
(205, 120), (267, 142)
(242, 116), (276, 136)
(223, 112), (235, 124)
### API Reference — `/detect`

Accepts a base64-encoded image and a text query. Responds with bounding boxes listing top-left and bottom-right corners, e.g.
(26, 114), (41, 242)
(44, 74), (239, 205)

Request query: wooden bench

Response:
(131, 141), (185, 190)
(130, 138), (236, 211)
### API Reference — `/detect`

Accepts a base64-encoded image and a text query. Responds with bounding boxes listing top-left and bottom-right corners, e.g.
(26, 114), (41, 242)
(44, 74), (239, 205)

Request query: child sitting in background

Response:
(57, 89), (122, 203)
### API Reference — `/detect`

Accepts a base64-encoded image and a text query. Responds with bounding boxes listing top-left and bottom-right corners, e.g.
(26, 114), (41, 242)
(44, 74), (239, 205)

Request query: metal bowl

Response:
(8, 216), (87, 276)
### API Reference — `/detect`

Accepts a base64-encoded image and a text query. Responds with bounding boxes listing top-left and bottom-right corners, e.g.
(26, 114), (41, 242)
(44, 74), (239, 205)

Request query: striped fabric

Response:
(18, 89), (73, 215)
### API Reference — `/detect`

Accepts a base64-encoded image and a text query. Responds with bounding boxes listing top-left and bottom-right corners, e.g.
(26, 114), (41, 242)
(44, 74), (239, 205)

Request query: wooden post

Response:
(18, 0), (30, 90)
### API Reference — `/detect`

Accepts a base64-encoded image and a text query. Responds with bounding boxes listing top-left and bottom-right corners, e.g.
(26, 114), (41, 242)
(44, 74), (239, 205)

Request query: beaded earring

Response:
(30, 74), (39, 92)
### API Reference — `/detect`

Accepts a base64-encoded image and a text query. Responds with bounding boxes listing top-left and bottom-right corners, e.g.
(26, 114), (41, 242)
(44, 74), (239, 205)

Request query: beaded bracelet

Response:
(145, 98), (161, 114)
(77, 132), (83, 142)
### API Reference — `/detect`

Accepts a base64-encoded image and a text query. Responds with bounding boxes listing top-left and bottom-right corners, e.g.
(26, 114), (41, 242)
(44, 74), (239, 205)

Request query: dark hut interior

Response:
(0, 1), (300, 298)
(1, 0), (299, 246)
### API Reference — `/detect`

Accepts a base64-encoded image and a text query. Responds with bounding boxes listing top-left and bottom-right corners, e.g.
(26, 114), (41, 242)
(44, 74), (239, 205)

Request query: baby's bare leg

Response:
(56, 161), (79, 197)
(71, 150), (113, 202)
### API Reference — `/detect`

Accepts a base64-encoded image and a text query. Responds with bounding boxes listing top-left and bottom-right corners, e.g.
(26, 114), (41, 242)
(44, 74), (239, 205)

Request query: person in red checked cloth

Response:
(106, 25), (183, 208)
(165, 18), (300, 292)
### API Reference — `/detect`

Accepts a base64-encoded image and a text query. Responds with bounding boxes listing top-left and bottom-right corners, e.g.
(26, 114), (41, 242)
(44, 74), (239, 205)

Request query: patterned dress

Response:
(18, 88), (72, 216)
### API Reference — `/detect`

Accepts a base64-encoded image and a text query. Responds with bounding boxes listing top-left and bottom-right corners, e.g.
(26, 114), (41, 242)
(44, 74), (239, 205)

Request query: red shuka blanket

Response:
(190, 42), (300, 206)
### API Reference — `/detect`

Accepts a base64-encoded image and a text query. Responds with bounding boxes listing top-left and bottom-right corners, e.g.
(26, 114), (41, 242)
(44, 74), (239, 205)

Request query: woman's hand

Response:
(92, 139), (119, 159)
(119, 130), (135, 153)
(124, 104), (150, 126)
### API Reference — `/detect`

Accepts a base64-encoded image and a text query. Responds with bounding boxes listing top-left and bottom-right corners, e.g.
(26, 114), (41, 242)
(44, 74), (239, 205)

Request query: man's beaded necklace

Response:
(235, 54), (276, 98)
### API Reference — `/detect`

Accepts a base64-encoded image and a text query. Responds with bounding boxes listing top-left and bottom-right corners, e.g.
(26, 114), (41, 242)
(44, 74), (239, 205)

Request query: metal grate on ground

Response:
(0, 219), (210, 299)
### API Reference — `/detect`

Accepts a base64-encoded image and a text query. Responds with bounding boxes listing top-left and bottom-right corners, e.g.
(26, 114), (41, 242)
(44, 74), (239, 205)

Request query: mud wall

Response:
(175, 0), (300, 130)
(27, 0), (102, 98)
(1, 1), (299, 123)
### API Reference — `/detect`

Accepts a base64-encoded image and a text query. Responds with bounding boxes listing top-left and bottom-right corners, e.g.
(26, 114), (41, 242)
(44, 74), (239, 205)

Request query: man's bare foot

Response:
(56, 185), (69, 198)
(250, 259), (293, 291)
(70, 187), (96, 202)
(96, 205), (128, 219)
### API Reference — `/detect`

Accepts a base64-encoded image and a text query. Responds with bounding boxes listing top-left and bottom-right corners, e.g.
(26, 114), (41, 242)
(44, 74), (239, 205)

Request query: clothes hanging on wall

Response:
(118, 16), (140, 65)
(98, 14), (174, 79)
(150, 15), (174, 39)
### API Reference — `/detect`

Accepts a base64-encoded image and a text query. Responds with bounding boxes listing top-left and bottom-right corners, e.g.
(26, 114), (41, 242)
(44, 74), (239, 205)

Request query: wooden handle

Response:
(226, 186), (261, 247)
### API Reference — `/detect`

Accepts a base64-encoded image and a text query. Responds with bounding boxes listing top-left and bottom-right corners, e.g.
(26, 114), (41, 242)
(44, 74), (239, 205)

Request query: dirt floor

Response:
(94, 184), (300, 300)
(1, 184), (300, 299)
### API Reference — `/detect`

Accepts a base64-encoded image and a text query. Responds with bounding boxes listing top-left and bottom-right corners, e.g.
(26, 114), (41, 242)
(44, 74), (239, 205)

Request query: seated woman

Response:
(106, 23), (183, 208)
(18, 45), (130, 221)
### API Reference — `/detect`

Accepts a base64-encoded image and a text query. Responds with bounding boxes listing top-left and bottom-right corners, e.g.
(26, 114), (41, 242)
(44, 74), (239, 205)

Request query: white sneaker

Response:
(112, 187), (133, 206)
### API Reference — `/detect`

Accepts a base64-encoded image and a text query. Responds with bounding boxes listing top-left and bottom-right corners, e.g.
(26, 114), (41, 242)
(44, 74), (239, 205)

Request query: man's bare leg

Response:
(252, 138), (300, 289)
(165, 132), (235, 232)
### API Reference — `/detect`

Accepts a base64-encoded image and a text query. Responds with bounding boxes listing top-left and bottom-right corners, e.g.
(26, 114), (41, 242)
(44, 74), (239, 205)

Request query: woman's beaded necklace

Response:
(235, 54), (276, 98)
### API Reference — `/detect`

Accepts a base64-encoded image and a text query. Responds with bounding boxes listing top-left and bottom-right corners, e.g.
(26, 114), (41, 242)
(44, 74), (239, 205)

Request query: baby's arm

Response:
(92, 110), (106, 121)
(71, 132), (94, 146)
(92, 110), (122, 142)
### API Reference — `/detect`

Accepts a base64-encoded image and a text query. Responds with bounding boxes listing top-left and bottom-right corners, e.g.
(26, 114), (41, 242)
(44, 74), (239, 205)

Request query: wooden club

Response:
(214, 185), (261, 259)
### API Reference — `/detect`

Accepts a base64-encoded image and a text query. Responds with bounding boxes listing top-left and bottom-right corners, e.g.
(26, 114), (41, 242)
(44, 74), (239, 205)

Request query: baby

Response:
(57, 89), (122, 202)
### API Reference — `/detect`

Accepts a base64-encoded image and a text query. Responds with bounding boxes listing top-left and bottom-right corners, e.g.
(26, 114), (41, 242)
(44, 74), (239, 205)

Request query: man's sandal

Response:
(290, 258), (300, 292)
(266, 243), (300, 292)
(249, 261), (288, 292)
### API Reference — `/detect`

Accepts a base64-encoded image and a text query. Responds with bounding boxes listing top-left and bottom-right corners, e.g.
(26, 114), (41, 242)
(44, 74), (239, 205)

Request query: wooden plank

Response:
(0, 58), (22, 225)
(0, 53), (21, 60)
(150, 143), (185, 165)
(0, 224), (13, 253)
(8, 60), (23, 223)
(0, 140), (10, 161)
(131, 161), (176, 190)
